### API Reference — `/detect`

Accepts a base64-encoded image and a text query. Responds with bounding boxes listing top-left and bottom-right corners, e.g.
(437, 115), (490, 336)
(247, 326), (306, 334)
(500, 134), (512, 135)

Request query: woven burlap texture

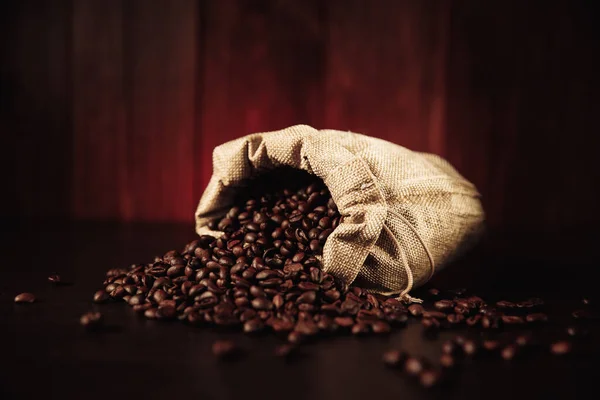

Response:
(195, 125), (484, 297)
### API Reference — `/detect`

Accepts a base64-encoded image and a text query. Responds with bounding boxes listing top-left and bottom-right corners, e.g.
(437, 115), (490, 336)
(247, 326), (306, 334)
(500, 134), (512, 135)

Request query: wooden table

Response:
(1, 221), (598, 399)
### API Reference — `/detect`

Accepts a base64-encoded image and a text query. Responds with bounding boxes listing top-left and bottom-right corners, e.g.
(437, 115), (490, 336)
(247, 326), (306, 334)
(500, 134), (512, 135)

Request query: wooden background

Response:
(1, 0), (598, 231)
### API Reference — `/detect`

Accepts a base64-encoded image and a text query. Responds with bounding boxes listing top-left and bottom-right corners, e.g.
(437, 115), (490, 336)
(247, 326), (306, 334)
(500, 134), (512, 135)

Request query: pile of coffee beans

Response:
(93, 172), (408, 343)
(88, 170), (599, 389)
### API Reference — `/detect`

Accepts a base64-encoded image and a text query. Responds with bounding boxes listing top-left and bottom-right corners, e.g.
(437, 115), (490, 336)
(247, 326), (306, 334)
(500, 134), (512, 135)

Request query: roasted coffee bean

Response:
(14, 292), (36, 304)
(274, 344), (297, 358)
(550, 341), (572, 355)
(296, 291), (317, 304)
(462, 340), (479, 356)
(447, 314), (465, 324)
(212, 340), (239, 359)
(423, 311), (447, 319)
(287, 331), (304, 345)
(144, 308), (158, 319)
(439, 354), (455, 368)
(48, 274), (62, 284)
(371, 321), (391, 334)
(251, 297), (273, 310)
(243, 318), (264, 334)
(496, 300), (516, 308)
(382, 350), (405, 367)
(93, 290), (109, 303)
(501, 345), (518, 360)
(482, 340), (500, 352)
(515, 334), (532, 347)
(466, 315), (481, 326)
(80, 311), (103, 330)
(420, 369), (442, 388)
(421, 318), (440, 330)
(157, 305), (176, 319)
(501, 315), (525, 324)
(525, 313), (548, 323)
(427, 288), (440, 297)
(442, 340), (459, 355)
(405, 357), (425, 376)
(334, 316), (355, 327)
(408, 304), (424, 317)
(434, 300), (454, 310)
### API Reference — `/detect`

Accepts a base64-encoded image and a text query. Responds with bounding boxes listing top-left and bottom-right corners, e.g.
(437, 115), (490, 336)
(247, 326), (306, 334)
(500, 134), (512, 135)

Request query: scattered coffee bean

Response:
(482, 340), (500, 352)
(525, 313), (548, 323)
(434, 300), (454, 311)
(408, 304), (424, 317)
(501, 315), (525, 324)
(405, 357), (425, 376)
(419, 369), (442, 388)
(439, 354), (455, 368)
(48, 274), (61, 284)
(80, 311), (103, 330)
(212, 340), (239, 359)
(462, 340), (478, 356)
(550, 341), (571, 355)
(501, 345), (518, 360)
(382, 350), (406, 367)
(566, 326), (588, 337)
(14, 292), (35, 304)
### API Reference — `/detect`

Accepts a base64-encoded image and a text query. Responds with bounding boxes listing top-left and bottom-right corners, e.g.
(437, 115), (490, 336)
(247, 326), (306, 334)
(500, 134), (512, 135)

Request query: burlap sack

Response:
(195, 125), (484, 300)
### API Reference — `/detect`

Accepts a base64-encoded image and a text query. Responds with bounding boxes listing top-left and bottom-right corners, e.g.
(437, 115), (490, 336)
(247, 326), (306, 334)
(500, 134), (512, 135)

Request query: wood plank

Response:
(127, 0), (197, 221)
(325, 0), (449, 153)
(197, 0), (326, 197)
(72, 0), (127, 219)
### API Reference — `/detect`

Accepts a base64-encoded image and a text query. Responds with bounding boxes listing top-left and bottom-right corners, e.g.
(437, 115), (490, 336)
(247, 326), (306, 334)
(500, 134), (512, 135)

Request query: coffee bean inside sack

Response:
(92, 168), (599, 388)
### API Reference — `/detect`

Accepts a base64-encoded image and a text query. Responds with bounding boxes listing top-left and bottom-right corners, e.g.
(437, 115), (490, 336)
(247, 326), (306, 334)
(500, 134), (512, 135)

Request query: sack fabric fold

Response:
(195, 125), (484, 297)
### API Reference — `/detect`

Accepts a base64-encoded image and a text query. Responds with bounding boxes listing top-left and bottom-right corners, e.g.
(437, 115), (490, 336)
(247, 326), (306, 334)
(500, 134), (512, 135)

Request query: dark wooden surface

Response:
(1, 0), (599, 230)
(1, 221), (599, 400)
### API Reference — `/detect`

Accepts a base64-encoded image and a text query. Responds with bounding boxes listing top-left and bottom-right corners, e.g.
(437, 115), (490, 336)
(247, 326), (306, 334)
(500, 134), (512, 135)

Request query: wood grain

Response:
(1, 0), (598, 230)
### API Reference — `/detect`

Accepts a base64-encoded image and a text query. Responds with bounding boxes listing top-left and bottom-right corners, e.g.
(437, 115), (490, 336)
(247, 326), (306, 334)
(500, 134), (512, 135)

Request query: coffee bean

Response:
(466, 315), (481, 326)
(496, 300), (516, 308)
(157, 305), (176, 319)
(434, 300), (454, 310)
(408, 304), (424, 317)
(296, 291), (317, 304)
(287, 331), (304, 345)
(423, 311), (446, 319)
(382, 350), (406, 367)
(419, 369), (442, 388)
(405, 357), (425, 376)
(274, 344), (297, 358)
(447, 314), (464, 324)
(501, 315), (525, 324)
(212, 340), (239, 359)
(93, 290), (109, 303)
(48, 274), (62, 284)
(80, 311), (103, 330)
(243, 318), (264, 334)
(525, 313), (548, 323)
(550, 341), (572, 355)
(439, 354), (455, 368)
(144, 308), (158, 319)
(334, 316), (354, 328)
(482, 340), (500, 352)
(501, 345), (518, 360)
(427, 288), (440, 297)
(351, 323), (370, 336)
(14, 292), (35, 303)
(515, 334), (532, 347)
(251, 297), (273, 310)
(462, 340), (478, 356)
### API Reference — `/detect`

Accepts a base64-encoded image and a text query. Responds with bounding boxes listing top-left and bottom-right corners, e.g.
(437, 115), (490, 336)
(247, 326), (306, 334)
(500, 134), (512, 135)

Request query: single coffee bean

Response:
(421, 318), (440, 330)
(296, 291), (317, 304)
(462, 340), (479, 356)
(482, 340), (500, 352)
(496, 300), (516, 308)
(447, 314), (465, 324)
(525, 313), (548, 323)
(419, 369), (442, 388)
(423, 310), (446, 319)
(515, 334), (532, 347)
(439, 354), (455, 368)
(404, 357), (424, 376)
(372, 320), (391, 334)
(501, 345), (518, 360)
(351, 323), (369, 336)
(427, 288), (440, 297)
(466, 315), (481, 326)
(14, 292), (36, 304)
(550, 341), (572, 355)
(80, 311), (103, 330)
(144, 308), (158, 319)
(434, 300), (454, 310)
(93, 290), (109, 303)
(251, 297), (273, 310)
(48, 274), (62, 284)
(408, 304), (424, 317)
(274, 344), (297, 358)
(334, 316), (355, 328)
(212, 340), (239, 359)
(501, 315), (525, 324)
(382, 350), (406, 367)
(243, 318), (265, 334)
